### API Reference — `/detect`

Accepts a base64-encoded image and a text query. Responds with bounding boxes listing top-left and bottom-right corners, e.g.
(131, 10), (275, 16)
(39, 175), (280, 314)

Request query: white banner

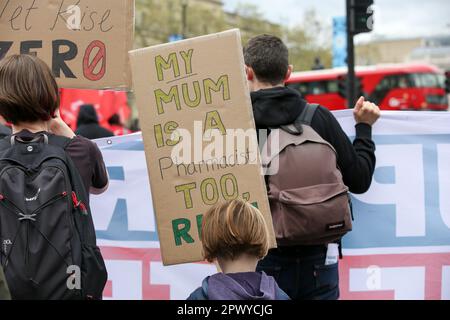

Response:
(92, 110), (450, 300)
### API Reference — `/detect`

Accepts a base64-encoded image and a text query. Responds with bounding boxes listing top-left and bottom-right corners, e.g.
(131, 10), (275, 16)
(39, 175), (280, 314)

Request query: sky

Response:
(223, 0), (450, 42)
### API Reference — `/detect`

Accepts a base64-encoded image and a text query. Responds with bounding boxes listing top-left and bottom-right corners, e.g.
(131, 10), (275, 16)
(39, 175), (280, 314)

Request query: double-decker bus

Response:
(286, 63), (449, 111)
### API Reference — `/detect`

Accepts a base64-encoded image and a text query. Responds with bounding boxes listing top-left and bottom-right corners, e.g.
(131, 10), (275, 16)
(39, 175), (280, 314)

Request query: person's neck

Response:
(251, 82), (284, 92)
(12, 121), (48, 134)
(218, 254), (259, 274)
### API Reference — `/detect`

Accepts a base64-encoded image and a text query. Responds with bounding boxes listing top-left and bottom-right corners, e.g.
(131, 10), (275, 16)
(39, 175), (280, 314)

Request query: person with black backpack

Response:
(0, 54), (109, 300)
(75, 104), (114, 140)
(244, 35), (380, 300)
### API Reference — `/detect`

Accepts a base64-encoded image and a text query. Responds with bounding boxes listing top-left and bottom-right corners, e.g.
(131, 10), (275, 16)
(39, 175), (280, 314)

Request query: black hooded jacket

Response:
(251, 86), (376, 194)
(75, 105), (114, 140)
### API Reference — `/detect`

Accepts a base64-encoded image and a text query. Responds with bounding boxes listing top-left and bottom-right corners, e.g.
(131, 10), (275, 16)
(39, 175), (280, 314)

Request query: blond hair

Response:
(201, 199), (270, 262)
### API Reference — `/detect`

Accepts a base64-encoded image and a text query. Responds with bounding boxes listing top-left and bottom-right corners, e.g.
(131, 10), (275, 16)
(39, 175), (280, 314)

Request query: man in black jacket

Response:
(244, 35), (380, 300)
(75, 104), (114, 140)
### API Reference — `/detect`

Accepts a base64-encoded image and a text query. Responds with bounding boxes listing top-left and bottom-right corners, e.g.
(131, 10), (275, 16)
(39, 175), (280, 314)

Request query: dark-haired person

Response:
(0, 54), (109, 299)
(244, 35), (380, 300)
(75, 104), (114, 140)
(108, 113), (130, 136)
(0, 54), (108, 202)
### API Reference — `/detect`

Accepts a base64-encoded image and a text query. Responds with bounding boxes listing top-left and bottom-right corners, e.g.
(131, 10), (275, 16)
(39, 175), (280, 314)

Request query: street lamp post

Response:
(346, 0), (356, 109)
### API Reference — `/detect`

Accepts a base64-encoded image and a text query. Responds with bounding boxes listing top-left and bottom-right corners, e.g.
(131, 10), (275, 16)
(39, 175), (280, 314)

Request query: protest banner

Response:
(0, 0), (134, 89)
(128, 29), (276, 265)
(91, 110), (450, 300)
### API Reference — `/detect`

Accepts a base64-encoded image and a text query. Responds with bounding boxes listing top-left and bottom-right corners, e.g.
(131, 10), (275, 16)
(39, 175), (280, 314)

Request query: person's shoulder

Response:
(308, 104), (341, 129)
(260, 272), (291, 300)
(187, 278), (209, 300)
(101, 127), (114, 137)
(275, 287), (291, 300)
(67, 135), (97, 149)
(0, 125), (11, 136)
(187, 287), (207, 300)
(66, 135), (102, 159)
(313, 104), (335, 119)
(93, 124), (114, 138)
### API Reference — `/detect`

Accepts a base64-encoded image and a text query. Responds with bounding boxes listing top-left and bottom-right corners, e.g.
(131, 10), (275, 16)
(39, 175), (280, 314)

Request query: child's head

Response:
(201, 199), (270, 263)
(0, 54), (59, 125)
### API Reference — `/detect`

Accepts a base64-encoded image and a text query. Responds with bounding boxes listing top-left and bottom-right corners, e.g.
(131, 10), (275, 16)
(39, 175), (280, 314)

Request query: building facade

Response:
(356, 36), (450, 71)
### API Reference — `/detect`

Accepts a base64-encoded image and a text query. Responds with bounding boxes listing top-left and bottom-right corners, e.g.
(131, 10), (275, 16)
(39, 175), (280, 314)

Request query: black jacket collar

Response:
(250, 86), (307, 129)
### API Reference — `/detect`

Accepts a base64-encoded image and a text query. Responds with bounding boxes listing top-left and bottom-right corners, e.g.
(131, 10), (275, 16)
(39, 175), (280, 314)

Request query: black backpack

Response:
(0, 133), (107, 300)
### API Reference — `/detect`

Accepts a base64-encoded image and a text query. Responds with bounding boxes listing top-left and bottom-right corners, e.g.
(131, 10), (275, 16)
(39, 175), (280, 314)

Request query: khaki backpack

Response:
(261, 104), (353, 246)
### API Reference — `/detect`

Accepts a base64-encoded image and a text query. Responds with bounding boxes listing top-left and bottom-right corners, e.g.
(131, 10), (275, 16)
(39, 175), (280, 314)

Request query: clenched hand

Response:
(353, 96), (381, 126)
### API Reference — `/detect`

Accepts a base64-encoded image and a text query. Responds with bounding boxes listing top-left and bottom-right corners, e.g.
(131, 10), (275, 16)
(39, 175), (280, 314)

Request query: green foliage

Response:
(229, 3), (283, 43)
(135, 0), (228, 47)
(285, 9), (332, 71)
(134, 0), (332, 71)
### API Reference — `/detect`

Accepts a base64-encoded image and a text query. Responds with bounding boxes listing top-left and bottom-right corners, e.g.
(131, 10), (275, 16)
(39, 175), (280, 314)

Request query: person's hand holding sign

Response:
(353, 96), (381, 126)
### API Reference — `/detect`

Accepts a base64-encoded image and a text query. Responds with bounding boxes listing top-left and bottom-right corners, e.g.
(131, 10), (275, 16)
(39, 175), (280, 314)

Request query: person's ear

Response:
(245, 66), (254, 81)
(51, 108), (61, 119)
(284, 65), (293, 82)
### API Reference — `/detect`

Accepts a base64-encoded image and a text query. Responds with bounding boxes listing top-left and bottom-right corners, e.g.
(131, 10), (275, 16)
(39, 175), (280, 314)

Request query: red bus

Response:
(286, 63), (449, 111)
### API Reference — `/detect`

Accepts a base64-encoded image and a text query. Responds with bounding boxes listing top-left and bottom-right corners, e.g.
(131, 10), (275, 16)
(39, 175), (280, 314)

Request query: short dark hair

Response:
(0, 54), (59, 125)
(108, 114), (121, 126)
(244, 34), (289, 85)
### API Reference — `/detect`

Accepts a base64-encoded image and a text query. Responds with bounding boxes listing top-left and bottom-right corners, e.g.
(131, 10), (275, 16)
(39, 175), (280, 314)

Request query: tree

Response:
(227, 3), (283, 43)
(129, 1), (333, 124)
(226, 5), (332, 71)
(135, 0), (228, 47)
(285, 9), (332, 71)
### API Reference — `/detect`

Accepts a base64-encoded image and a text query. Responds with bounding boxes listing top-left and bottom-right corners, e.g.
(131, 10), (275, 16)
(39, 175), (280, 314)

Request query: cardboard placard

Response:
(129, 29), (276, 266)
(0, 0), (134, 90)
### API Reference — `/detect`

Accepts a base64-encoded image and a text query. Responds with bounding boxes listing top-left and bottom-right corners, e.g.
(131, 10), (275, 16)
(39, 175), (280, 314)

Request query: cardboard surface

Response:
(0, 0), (134, 89)
(129, 29), (276, 265)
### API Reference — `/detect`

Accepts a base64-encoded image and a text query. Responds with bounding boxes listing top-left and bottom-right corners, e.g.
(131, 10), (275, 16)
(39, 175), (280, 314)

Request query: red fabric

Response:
(109, 125), (131, 136)
(59, 89), (131, 130)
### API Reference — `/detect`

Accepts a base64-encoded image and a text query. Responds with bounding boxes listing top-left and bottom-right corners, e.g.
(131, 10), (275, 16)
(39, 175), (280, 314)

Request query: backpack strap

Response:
(280, 122), (303, 135)
(0, 133), (71, 152)
(280, 103), (319, 135)
(0, 136), (11, 152)
(296, 103), (319, 126)
(47, 135), (96, 245)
